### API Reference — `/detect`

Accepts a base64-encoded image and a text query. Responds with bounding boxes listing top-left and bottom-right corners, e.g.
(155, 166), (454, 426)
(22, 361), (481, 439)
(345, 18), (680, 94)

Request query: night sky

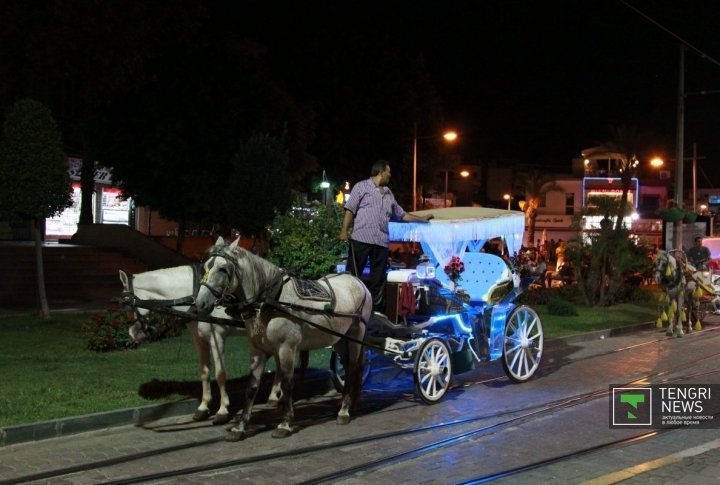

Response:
(224, 0), (720, 183)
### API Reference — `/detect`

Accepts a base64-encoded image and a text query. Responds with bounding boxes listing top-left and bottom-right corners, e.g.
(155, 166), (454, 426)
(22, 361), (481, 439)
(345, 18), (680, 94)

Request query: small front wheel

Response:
(502, 305), (543, 382)
(414, 338), (453, 404)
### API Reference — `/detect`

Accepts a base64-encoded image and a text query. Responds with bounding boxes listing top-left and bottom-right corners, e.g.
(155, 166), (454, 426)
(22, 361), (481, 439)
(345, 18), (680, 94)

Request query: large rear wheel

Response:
(329, 350), (371, 393)
(502, 305), (543, 382)
(414, 337), (453, 404)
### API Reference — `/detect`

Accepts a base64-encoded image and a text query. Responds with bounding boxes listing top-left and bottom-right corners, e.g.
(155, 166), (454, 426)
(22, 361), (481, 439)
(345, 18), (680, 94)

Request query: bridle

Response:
(200, 249), (286, 313)
(118, 264), (201, 331)
(654, 252), (684, 291)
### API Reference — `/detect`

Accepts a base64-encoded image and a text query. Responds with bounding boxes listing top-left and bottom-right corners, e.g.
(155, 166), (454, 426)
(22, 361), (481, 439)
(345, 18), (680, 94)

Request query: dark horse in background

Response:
(194, 237), (372, 441)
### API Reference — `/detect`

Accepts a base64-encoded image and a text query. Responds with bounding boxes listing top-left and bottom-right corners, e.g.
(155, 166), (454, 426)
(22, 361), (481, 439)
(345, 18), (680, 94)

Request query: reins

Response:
(117, 264), (249, 328)
(203, 247), (398, 354)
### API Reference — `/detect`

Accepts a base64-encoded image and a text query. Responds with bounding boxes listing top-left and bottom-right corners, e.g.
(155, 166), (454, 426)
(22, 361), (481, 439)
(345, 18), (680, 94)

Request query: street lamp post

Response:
(320, 169), (330, 206)
(503, 193), (512, 211)
(412, 126), (458, 211)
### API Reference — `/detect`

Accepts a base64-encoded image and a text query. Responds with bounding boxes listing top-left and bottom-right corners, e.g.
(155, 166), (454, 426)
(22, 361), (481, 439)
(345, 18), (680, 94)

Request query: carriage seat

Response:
(459, 252), (513, 304)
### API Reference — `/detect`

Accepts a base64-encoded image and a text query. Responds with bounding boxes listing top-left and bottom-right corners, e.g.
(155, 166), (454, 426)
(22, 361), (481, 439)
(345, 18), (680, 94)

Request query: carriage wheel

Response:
(414, 338), (453, 404)
(696, 300), (710, 323)
(329, 351), (371, 393)
(502, 305), (543, 383)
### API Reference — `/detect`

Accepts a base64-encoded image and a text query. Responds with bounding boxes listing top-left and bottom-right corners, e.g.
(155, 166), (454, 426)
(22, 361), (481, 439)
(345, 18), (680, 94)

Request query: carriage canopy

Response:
(390, 207), (524, 267)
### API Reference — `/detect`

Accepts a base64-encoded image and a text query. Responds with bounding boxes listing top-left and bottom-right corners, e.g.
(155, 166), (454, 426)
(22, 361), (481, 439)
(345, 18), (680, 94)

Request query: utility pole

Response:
(673, 45), (684, 251)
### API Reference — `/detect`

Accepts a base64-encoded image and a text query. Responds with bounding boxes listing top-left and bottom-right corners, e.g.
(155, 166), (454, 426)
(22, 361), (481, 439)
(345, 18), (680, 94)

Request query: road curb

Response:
(0, 373), (334, 447)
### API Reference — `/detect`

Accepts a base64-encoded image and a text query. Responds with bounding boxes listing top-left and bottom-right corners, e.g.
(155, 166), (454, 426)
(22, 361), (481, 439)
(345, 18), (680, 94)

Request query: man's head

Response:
(695, 236), (703, 246)
(371, 160), (391, 186)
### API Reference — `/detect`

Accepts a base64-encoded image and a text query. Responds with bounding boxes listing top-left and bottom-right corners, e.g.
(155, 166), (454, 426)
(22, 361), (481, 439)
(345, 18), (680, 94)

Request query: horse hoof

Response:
(213, 413), (232, 425)
(337, 415), (351, 425)
(192, 409), (210, 421)
(271, 427), (293, 438)
(225, 430), (246, 442)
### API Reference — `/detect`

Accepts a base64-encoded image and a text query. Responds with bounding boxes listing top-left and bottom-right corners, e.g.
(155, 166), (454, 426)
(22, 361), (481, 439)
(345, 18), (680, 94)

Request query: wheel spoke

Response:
(503, 306), (543, 382)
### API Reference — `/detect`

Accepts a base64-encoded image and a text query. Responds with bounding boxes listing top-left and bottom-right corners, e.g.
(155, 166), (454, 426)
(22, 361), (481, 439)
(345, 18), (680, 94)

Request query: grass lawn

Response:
(0, 297), (660, 428)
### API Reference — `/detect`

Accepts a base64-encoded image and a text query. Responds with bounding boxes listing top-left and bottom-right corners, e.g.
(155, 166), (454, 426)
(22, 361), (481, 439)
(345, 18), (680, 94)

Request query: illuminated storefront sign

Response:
(582, 177), (639, 208)
(45, 160), (132, 238)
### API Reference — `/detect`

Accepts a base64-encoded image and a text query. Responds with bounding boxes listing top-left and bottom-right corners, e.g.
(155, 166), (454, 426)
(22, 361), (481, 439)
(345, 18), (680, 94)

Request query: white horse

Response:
(119, 265), (283, 425)
(194, 237), (371, 441)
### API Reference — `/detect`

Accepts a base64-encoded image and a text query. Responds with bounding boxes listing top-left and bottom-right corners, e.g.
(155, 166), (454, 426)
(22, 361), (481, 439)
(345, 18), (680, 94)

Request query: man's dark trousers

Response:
(348, 239), (388, 312)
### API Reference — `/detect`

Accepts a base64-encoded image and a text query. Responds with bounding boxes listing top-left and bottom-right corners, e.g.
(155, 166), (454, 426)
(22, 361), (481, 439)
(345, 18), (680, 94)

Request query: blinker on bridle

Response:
(200, 254), (238, 303)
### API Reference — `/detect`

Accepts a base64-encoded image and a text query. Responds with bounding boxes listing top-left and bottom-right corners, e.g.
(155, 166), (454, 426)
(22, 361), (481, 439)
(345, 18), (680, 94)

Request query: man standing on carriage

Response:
(340, 160), (433, 313)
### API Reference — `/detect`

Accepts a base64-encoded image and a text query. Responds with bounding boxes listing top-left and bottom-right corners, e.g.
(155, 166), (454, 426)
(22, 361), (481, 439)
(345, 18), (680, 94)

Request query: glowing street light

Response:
(650, 157), (664, 168)
(503, 193), (512, 211)
(412, 126), (458, 211)
(320, 169), (330, 205)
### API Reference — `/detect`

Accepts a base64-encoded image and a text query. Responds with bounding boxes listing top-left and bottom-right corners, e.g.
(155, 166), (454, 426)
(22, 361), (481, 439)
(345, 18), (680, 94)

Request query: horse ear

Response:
(215, 236), (225, 246)
(119, 270), (129, 289)
(229, 237), (240, 252)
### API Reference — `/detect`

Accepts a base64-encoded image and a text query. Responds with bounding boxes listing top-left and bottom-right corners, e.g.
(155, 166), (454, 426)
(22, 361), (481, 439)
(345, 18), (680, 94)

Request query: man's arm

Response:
(401, 213), (433, 223)
(340, 209), (354, 242)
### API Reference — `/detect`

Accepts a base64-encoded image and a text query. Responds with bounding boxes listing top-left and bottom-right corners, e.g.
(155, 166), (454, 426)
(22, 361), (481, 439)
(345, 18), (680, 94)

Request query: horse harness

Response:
(201, 248), (379, 349)
(119, 263), (249, 327)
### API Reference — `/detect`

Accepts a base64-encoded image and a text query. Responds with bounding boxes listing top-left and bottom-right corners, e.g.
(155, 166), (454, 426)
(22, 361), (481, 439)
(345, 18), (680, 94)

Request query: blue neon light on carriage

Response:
(426, 312), (473, 334)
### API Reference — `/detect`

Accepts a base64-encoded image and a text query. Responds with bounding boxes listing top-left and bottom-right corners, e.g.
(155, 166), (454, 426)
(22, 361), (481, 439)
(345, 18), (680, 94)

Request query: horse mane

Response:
(210, 243), (283, 301)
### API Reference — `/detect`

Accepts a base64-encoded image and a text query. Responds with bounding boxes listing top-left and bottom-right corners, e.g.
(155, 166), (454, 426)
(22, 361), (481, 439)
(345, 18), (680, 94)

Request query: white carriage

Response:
(332, 207), (544, 403)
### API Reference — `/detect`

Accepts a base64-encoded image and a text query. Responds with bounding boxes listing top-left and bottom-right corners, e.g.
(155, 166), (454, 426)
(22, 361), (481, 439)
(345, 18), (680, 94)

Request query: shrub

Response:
(267, 199), (345, 279)
(81, 310), (137, 352)
(547, 298), (579, 316)
(81, 310), (183, 352)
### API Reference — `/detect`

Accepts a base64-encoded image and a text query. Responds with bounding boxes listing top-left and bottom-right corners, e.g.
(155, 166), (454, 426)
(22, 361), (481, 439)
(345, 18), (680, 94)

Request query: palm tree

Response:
(514, 169), (562, 246)
(589, 125), (650, 231)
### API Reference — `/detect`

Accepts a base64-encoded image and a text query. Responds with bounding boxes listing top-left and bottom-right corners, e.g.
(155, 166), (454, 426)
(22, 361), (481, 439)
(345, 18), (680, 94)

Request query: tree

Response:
(0, 99), (71, 320)
(0, 0), (204, 225)
(223, 133), (294, 236)
(514, 168), (562, 246)
(98, 36), (311, 251)
(590, 125), (650, 230)
(567, 196), (650, 306)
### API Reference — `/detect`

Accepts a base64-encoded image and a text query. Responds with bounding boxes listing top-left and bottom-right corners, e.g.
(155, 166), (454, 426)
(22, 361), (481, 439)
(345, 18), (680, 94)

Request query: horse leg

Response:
(210, 329), (232, 425)
(226, 350), (267, 442)
(271, 345), (296, 438)
(268, 350), (308, 404)
(189, 323), (212, 421)
(674, 294), (685, 338)
(336, 320), (366, 425)
(268, 367), (282, 405)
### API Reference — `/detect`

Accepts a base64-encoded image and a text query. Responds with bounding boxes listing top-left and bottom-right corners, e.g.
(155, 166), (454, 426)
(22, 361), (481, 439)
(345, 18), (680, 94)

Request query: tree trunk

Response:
(79, 157), (95, 224)
(526, 208), (537, 247)
(614, 177), (631, 231)
(33, 219), (51, 321)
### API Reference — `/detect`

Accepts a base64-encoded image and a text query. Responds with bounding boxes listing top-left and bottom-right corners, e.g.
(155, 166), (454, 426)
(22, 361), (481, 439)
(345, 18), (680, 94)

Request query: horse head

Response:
(118, 269), (149, 343)
(653, 250), (685, 289)
(195, 236), (243, 317)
